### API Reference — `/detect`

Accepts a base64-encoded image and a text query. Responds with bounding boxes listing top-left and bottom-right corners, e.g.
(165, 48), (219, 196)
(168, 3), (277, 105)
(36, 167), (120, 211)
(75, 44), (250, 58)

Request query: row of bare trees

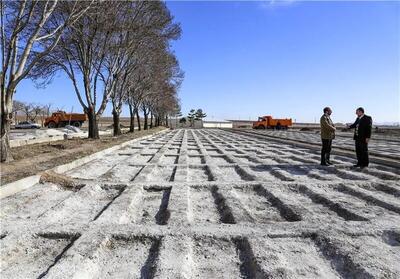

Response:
(12, 100), (52, 124)
(1, 0), (183, 162)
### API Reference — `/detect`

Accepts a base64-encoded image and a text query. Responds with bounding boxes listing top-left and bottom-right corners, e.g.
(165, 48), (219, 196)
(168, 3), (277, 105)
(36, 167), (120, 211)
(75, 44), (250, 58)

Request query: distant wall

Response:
(229, 120), (253, 129)
(203, 122), (233, 128)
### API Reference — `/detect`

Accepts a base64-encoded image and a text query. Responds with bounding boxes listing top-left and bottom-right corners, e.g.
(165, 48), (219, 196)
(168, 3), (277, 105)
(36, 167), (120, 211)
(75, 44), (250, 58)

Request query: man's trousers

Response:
(321, 139), (332, 164)
(355, 139), (369, 167)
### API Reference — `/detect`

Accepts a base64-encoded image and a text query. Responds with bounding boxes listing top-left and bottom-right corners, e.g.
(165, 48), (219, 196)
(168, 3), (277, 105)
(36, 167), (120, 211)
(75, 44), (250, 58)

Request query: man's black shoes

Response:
(352, 164), (368, 169)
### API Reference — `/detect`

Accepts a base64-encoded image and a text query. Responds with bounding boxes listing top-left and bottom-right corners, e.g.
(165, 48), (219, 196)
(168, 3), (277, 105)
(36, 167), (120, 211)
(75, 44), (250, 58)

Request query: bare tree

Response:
(106, 1), (146, 136)
(126, 82), (144, 132)
(1, 0), (91, 162)
(20, 102), (32, 121)
(39, 103), (51, 127)
(11, 100), (51, 126)
(12, 99), (24, 123)
(29, 103), (42, 122)
(43, 103), (52, 117)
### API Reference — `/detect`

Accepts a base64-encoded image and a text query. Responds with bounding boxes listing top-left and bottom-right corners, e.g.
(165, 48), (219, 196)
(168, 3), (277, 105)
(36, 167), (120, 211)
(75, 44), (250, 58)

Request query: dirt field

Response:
(0, 127), (165, 185)
(1, 129), (399, 278)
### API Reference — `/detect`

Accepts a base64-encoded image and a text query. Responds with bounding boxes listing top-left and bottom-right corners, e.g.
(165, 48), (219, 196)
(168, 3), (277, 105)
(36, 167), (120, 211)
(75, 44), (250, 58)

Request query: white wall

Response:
(203, 122), (233, 128)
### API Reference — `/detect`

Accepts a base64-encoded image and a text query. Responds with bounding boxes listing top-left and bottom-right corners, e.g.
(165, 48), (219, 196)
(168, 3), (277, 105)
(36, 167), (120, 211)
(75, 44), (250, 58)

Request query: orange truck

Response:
(44, 111), (87, 128)
(252, 115), (292, 130)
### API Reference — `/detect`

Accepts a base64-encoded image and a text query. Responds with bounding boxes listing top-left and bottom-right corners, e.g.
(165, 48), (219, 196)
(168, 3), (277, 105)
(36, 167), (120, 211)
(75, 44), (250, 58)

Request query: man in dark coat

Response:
(320, 107), (336, 166)
(347, 107), (372, 168)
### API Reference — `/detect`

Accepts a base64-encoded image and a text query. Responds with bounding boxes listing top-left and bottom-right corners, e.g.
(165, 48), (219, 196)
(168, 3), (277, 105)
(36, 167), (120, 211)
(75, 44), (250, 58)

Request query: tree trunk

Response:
(112, 109), (121, 136)
(87, 108), (99, 139)
(165, 115), (169, 127)
(129, 104), (135, 133)
(136, 110), (141, 131)
(1, 112), (13, 162)
(144, 111), (148, 130)
(150, 112), (153, 129)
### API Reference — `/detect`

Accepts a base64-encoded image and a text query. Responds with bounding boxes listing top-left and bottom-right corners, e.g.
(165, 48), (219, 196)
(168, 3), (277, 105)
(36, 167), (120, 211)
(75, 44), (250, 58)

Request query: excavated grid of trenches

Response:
(244, 129), (400, 158)
(1, 129), (400, 278)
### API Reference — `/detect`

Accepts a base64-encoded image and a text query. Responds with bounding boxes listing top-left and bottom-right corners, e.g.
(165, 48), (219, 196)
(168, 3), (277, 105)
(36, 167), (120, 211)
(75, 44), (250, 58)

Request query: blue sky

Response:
(16, 1), (399, 124)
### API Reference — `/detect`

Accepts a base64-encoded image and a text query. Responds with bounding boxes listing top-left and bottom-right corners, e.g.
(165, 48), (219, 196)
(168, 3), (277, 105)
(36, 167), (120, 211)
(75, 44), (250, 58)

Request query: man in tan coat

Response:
(320, 107), (336, 165)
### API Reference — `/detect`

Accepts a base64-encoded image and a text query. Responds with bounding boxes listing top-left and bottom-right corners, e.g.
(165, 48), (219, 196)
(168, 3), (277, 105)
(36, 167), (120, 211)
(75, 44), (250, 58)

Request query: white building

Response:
(202, 120), (233, 128)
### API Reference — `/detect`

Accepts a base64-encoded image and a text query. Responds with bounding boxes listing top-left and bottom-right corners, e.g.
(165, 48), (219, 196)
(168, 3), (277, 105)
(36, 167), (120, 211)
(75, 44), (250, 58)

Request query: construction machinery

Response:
(252, 115), (292, 130)
(44, 111), (87, 128)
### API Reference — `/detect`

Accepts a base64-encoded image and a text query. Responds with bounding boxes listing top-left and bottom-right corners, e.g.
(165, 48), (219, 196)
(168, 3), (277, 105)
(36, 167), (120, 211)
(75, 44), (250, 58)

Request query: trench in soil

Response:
(188, 165), (215, 181)
(92, 186), (127, 221)
(38, 184), (126, 225)
(372, 183), (400, 197)
(254, 185), (302, 222)
(336, 184), (400, 215)
(311, 234), (375, 278)
(230, 186), (290, 223)
(160, 155), (179, 164)
(233, 237), (269, 279)
(210, 185), (236, 224)
(381, 230), (400, 247)
(1, 233), (80, 279)
(297, 185), (368, 221)
(208, 155), (233, 164)
(217, 166), (255, 182)
(124, 187), (172, 225)
(187, 155), (206, 164)
(72, 235), (162, 278)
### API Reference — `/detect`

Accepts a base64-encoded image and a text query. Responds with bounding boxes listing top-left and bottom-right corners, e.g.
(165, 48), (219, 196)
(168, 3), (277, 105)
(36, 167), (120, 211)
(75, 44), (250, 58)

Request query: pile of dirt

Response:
(39, 171), (84, 191)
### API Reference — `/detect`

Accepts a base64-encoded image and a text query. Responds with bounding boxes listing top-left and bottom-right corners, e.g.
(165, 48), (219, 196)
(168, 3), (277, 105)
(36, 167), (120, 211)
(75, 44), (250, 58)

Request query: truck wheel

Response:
(261, 125), (266, 129)
(48, 121), (56, 128)
(73, 121), (81, 127)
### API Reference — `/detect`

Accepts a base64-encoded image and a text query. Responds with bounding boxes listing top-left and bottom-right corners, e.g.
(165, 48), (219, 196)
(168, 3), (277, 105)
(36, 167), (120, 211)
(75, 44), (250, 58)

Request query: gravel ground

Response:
(1, 129), (399, 278)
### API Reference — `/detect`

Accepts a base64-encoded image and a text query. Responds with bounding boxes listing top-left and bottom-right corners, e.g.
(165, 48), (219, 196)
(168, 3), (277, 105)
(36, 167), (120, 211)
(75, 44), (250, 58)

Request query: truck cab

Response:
(253, 115), (292, 130)
(253, 116), (271, 129)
